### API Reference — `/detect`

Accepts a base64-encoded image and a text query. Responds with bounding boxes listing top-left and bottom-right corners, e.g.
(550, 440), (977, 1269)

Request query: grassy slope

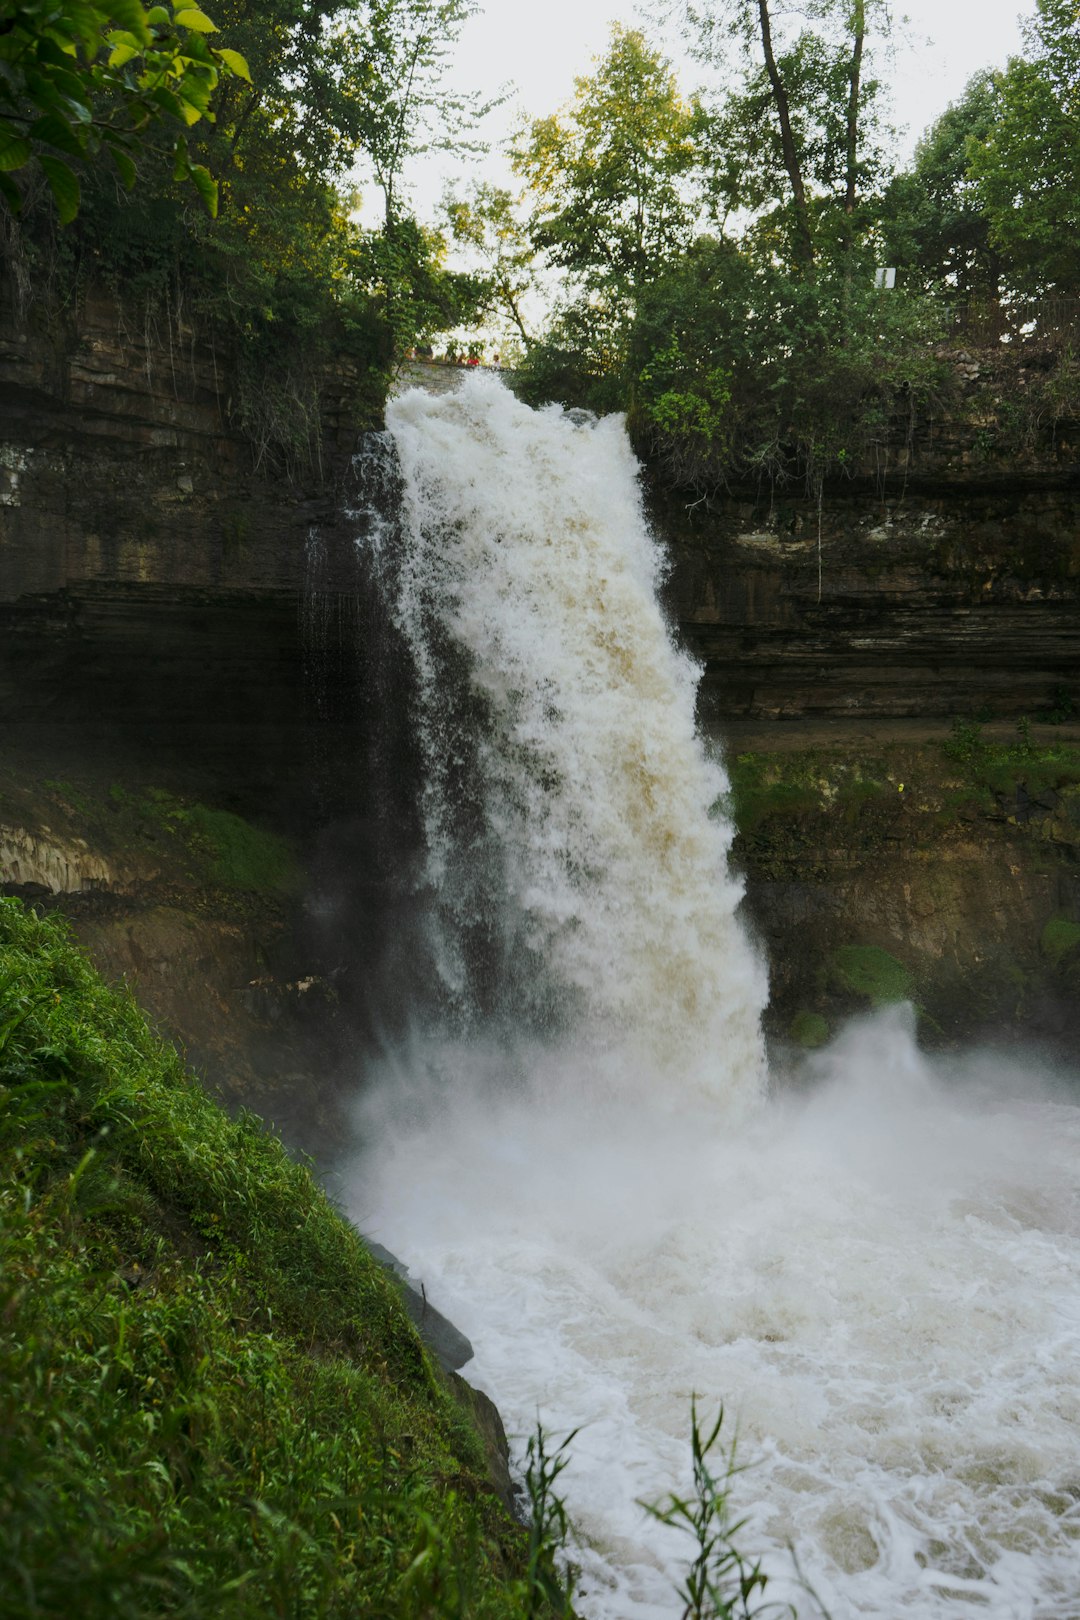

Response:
(0, 899), (555, 1620)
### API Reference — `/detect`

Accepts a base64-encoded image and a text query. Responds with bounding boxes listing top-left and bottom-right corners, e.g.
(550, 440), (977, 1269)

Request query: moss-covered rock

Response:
(826, 945), (916, 1007)
(1040, 915), (1080, 970)
(789, 1010), (831, 1049)
(723, 721), (1080, 1055)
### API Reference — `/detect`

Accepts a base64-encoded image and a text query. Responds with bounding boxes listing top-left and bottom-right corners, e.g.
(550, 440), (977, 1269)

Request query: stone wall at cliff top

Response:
(656, 359), (1080, 720)
(4, 295), (1079, 737)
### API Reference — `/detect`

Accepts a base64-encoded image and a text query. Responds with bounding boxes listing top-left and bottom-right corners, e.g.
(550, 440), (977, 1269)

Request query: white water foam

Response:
(354, 1014), (1080, 1620)
(380, 372), (766, 1102)
(350, 376), (1080, 1619)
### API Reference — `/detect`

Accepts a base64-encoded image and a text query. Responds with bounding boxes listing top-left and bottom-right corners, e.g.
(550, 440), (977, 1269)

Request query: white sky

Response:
(388, 0), (1032, 224)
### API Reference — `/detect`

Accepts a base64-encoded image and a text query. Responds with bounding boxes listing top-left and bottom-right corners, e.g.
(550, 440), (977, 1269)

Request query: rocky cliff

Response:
(3, 293), (1079, 1098)
(0, 284), (400, 1138)
(656, 346), (1080, 720)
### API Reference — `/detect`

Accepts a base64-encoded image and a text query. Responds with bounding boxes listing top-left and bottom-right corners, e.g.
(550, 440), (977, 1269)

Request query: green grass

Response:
(942, 721), (1080, 802)
(109, 786), (298, 893)
(0, 899), (556, 1619)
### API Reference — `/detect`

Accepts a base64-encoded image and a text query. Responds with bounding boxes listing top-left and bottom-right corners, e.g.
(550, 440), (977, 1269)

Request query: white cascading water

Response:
(348, 374), (1080, 1620)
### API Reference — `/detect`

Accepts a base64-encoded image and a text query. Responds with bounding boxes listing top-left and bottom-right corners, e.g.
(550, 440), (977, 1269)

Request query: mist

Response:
(342, 376), (1080, 1619)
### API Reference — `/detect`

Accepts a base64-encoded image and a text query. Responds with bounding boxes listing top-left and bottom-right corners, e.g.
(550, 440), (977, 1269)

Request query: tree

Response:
(445, 182), (539, 349)
(0, 0), (249, 221)
(684, 0), (893, 270)
(329, 0), (496, 228)
(967, 0), (1080, 296)
(881, 72), (1004, 300)
(629, 235), (946, 493)
(0, 0), (487, 472)
(513, 25), (700, 305)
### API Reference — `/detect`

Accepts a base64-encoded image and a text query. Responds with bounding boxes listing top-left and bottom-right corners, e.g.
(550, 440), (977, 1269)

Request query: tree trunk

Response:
(844, 0), (866, 221)
(755, 0), (815, 267)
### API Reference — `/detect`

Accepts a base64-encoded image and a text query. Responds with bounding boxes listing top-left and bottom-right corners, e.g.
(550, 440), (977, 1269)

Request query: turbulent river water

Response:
(347, 374), (1080, 1620)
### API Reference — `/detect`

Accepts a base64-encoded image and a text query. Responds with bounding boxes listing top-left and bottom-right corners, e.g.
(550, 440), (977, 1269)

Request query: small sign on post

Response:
(874, 267), (897, 289)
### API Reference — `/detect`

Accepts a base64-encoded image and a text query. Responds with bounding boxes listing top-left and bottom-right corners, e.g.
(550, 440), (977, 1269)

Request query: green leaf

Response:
(40, 155), (80, 224)
(109, 146), (137, 188)
(29, 67), (93, 115)
(214, 47), (251, 83)
(176, 71), (213, 114)
(150, 84), (185, 120)
(188, 161), (218, 217)
(107, 38), (142, 68)
(0, 124), (32, 172)
(64, 2), (105, 55)
(178, 31), (214, 64)
(29, 36), (74, 70)
(29, 114), (85, 159)
(107, 0), (152, 45)
(174, 8), (218, 33)
(146, 5), (171, 24)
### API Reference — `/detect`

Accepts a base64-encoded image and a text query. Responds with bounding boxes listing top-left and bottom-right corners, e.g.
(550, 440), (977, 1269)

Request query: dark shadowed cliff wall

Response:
(3, 294), (1080, 1092)
(654, 353), (1080, 719)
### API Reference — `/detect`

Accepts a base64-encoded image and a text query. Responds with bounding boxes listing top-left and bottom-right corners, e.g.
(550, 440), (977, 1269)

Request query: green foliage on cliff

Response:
(0, 0), (250, 222)
(109, 784), (298, 891)
(0, 899), (558, 1618)
(2, 0), (487, 471)
(942, 723), (1080, 803)
(508, 2), (1080, 492)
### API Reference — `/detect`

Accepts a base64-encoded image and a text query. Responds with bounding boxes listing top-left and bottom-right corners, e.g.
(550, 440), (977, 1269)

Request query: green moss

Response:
(42, 778), (94, 815)
(836, 777), (886, 813)
(183, 803), (296, 891)
(0, 899), (546, 1618)
(1039, 916), (1080, 969)
(722, 755), (823, 834)
(827, 944), (915, 1006)
(723, 753), (901, 841)
(109, 785), (298, 893)
(790, 1010), (830, 1049)
(941, 725), (1080, 800)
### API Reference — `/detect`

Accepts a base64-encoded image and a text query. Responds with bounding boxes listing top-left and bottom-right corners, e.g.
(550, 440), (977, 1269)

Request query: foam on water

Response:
(349, 376), (1080, 1619)
(353, 1013), (1080, 1618)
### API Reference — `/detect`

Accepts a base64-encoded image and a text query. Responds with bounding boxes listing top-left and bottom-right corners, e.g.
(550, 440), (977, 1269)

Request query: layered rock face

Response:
(3, 290), (1079, 1072)
(0, 285), (369, 795)
(658, 451), (1080, 722)
(0, 287), (407, 1133)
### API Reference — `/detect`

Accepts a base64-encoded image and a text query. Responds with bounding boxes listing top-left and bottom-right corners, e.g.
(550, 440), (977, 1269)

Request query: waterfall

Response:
(374, 372), (766, 1102)
(348, 375), (1080, 1620)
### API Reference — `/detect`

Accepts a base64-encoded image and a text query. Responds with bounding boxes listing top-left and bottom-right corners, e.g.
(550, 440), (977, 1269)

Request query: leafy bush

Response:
(628, 240), (948, 493)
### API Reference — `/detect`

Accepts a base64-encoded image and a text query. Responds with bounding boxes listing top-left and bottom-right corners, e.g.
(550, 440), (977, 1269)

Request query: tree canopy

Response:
(967, 0), (1080, 296)
(6, 0), (1079, 485)
(513, 26), (699, 301)
(1, 0), (491, 469)
(0, 0), (250, 220)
